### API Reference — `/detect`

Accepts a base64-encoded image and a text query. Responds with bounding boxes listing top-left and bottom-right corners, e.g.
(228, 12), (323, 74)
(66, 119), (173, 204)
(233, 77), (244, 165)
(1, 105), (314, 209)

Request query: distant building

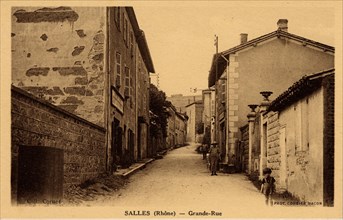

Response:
(175, 112), (188, 146)
(167, 94), (202, 113)
(208, 19), (334, 169)
(185, 100), (204, 143)
(166, 105), (188, 148)
(202, 88), (215, 145)
(202, 88), (215, 131)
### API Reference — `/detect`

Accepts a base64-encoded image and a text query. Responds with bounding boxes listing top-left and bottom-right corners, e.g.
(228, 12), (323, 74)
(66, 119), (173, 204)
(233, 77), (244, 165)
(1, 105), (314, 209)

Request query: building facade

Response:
(185, 100), (204, 143)
(167, 94), (202, 113)
(11, 6), (155, 198)
(166, 105), (188, 148)
(202, 88), (215, 133)
(108, 7), (155, 168)
(208, 19), (334, 169)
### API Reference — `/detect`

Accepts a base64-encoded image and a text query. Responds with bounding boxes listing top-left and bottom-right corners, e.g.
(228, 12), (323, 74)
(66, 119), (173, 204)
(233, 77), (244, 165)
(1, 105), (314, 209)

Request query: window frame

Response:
(115, 52), (122, 88)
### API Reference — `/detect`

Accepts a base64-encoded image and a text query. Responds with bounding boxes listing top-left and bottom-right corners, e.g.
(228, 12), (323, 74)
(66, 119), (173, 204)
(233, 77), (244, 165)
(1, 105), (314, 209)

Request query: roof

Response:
(208, 29), (335, 87)
(126, 7), (155, 73)
(176, 111), (188, 121)
(267, 68), (334, 112)
(185, 100), (203, 108)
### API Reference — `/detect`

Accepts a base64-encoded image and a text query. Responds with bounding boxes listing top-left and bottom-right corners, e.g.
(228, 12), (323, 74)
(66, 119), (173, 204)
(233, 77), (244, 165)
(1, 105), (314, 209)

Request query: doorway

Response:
(111, 118), (122, 170)
(17, 145), (63, 204)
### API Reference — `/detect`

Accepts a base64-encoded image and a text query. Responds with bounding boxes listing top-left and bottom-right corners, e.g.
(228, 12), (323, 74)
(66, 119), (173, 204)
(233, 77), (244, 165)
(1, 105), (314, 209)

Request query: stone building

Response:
(166, 105), (177, 148)
(108, 7), (155, 168)
(185, 100), (204, 143)
(166, 105), (188, 148)
(12, 7), (107, 126)
(11, 6), (154, 202)
(136, 29), (153, 160)
(175, 112), (188, 146)
(241, 69), (334, 206)
(202, 88), (215, 134)
(167, 94), (202, 113)
(208, 19), (334, 169)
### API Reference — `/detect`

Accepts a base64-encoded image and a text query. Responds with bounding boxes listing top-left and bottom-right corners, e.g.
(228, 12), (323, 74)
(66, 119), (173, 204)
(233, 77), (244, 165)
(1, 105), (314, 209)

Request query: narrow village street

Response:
(5, 4), (340, 219)
(85, 143), (266, 213)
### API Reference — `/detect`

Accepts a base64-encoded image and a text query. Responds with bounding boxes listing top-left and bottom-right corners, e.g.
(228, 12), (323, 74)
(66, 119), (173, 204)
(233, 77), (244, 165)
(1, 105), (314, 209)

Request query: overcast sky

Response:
(133, 1), (338, 97)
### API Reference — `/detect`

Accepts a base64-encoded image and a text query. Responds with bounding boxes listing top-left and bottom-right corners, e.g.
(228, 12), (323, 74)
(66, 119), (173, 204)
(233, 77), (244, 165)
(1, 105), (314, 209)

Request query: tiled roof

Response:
(268, 68), (334, 112)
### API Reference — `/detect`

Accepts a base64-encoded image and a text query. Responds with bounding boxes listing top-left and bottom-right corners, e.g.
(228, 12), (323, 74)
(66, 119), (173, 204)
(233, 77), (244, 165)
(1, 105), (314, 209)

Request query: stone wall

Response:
(322, 74), (334, 206)
(266, 111), (280, 184)
(240, 124), (249, 173)
(251, 114), (261, 172)
(11, 7), (106, 127)
(11, 86), (106, 200)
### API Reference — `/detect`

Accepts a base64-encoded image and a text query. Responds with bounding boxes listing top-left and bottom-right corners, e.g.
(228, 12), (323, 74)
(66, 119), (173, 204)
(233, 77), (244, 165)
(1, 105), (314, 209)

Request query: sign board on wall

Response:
(111, 86), (124, 114)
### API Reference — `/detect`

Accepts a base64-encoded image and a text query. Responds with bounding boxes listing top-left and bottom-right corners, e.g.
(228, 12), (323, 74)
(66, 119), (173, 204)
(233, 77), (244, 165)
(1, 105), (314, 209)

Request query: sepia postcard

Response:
(1, 0), (342, 219)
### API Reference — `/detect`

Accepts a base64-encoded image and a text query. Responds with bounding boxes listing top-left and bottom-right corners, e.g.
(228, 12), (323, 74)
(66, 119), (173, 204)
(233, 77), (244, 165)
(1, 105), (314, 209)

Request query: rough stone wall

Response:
(11, 86), (106, 199)
(266, 111), (280, 184)
(11, 7), (106, 127)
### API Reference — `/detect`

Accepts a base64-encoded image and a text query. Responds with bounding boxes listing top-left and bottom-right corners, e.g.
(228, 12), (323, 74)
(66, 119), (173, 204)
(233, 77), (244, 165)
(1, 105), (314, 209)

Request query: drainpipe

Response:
(247, 104), (258, 174)
(221, 54), (229, 164)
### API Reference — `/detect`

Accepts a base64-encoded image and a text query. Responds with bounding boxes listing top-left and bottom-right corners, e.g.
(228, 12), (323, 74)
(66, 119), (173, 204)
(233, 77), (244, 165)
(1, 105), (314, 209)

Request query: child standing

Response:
(260, 167), (276, 206)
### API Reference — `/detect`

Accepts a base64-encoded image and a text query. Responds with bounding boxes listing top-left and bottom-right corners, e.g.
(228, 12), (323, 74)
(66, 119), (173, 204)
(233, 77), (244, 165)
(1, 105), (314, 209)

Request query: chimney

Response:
(240, 33), (248, 44)
(277, 19), (288, 32)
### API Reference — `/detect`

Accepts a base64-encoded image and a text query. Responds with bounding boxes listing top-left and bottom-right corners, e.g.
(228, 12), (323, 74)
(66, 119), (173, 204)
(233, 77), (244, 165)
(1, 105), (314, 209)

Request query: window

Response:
(124, 66), (130, 98)
(123, 16), (128, 46)
(115, 52), (121, 88)
(114, 7), (121, 31)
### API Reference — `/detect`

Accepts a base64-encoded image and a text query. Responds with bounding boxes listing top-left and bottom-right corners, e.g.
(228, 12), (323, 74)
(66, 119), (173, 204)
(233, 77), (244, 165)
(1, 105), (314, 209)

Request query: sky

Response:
(132, 1), (338, 97)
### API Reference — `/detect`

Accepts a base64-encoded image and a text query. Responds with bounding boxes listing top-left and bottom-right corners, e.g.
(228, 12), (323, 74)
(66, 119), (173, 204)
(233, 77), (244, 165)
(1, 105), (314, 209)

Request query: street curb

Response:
(122, 158), (154, 178)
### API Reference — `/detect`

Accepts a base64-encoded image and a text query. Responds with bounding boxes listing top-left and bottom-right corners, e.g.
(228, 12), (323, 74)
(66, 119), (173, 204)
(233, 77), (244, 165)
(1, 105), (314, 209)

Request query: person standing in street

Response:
(260, 167), (276, 206)
(209, 142), (220, 176)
